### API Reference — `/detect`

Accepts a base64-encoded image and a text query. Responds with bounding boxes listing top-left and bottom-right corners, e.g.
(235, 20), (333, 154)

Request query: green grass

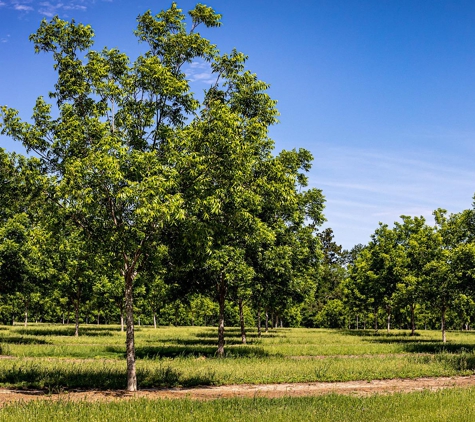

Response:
(3, 388), (475, 421)
(1, 324), (475, 390)
(0, 352), (473, 390)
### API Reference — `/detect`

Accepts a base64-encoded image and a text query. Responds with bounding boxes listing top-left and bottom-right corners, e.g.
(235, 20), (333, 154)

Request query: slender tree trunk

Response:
(356, 315), (359, 330)
(441, 306), (447, 343)
(238, 298), (246, 344)
(410, 303), (416, 336)
(24, 302), (28, 328)
(153, 313), (157, 329)
(125, 268), (137, 391)
(62, 313), (65, 325)
(265, 308), (269, 333)
(74, 299), (80, 337)
(386, 308), (391, 333)
(374, 307), (378, 332)
(257, 307), (262, 338)
(120, 311), (124, 333)
(217, 274), (226, 357)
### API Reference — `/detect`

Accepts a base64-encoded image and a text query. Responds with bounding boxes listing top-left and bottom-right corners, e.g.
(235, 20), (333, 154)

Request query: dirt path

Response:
(2, 375), (475, 407)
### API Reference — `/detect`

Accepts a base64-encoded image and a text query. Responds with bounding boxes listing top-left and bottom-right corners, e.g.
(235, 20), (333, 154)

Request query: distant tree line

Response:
(304, 208), (475, 344)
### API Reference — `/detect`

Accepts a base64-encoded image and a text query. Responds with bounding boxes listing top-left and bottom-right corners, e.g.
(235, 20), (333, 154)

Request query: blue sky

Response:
(1, 0), (475, 249)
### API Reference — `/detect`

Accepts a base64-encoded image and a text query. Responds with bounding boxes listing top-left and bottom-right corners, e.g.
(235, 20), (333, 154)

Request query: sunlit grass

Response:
(3, 388), (475, 421)
(1, 325), (475, 389)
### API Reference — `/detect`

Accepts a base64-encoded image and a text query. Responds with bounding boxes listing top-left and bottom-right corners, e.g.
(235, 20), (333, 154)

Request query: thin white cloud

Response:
(186, 60), (216, 85)
(38, 1), (87, 17)
(4, 0), (90, 16)
(312, 143), (475, 248)
(14, 3), (34, 11)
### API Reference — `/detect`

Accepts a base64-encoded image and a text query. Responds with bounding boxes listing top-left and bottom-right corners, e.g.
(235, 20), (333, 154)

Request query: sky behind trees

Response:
(1, 0), (475, 249)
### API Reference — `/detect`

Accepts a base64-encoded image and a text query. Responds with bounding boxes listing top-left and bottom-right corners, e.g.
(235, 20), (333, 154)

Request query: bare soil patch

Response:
(2, 375), (475, 407)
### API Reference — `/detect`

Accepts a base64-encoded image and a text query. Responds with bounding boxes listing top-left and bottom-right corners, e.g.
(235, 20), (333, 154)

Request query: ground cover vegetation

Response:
(4, 388), (475, 422)
(0, 326), (475, 391)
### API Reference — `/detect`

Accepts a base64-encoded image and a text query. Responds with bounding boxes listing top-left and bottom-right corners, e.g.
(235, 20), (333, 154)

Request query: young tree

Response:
(422, 210), (475, 342)
(1, 4), (222, 390)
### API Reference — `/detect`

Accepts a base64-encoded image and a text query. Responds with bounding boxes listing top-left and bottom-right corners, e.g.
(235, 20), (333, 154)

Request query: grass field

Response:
(2, 388), (475, 421)
(2, 324), (475, 420)
(1, 325), (475, 389)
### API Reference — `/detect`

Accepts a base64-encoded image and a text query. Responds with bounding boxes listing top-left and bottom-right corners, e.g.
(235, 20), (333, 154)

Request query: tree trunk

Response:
(356, 315), (359, 330)
(120, 311), (124, 333)
(441, 306), (447, 343)
(374, 307), (378, 332)
(265, 308), (269, 333)
(24, 303), (28, 328)
(217, 274), (226, 357)
(410, 303), (416, 336)
(257, 307), (262, 338)
(74, 299), (80, 337)
(238, 298), (246, 344)
(125, 268), (137, 391)
(386, 308), (391, 333)
(153, 313), (157, 329)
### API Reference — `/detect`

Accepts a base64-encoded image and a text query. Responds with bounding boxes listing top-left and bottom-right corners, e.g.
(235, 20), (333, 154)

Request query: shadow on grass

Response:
(341, 330), (421, 338)
(0, 363), (217, 391)
(155, 337), (259, 346)
(134, 345), (270, 359)
(194, 329), (282, 340)
(403, 343), (475, 354)
(0, 336), (50, 345)
(14, 327), (114, 337)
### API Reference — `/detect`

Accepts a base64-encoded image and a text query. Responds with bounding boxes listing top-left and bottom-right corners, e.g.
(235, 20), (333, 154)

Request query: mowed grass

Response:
(3, 388), (475, 421)
(1, 325), (475, 389)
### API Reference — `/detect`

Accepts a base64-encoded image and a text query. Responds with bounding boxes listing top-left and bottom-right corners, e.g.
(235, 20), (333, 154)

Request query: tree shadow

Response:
(403, 343), (475, 354)
(0, 336), (50, 345)
(157, 337), (254, 346)
(14, 327), (114, 337)
(134, 345), (270, 359)
(0, 363), (217, 390)
(341, 329), (421, 338)
(194, 329), (282, 339)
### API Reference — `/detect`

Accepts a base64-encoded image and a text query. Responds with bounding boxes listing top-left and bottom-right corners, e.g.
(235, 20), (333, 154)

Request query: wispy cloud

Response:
(312, 144), (475, 248)
(186, 60), (216, 85)
(13, 3), (34, 11)
(3, 0), (90, 16)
